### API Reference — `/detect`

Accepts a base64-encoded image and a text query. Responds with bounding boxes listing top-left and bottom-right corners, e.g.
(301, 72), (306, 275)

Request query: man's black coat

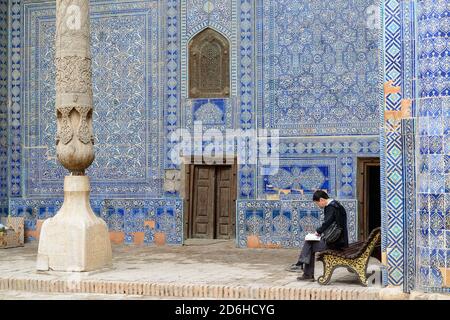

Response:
(316, 200), (349, 249)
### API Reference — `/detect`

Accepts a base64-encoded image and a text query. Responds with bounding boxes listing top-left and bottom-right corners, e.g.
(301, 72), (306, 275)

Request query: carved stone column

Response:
(37, 0), (112, 272)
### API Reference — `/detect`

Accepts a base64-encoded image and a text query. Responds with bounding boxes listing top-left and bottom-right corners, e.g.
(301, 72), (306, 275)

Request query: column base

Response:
(36, 175), (112, 272)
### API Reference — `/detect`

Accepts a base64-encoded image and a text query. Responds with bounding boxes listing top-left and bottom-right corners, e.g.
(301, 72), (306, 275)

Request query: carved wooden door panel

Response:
(215, 166), (235, 239)
(191, 166), (216, 238)
(190, 165), (236, 239)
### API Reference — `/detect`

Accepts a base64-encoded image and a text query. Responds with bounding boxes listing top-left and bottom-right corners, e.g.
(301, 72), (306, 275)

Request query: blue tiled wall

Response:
(5, 0), (381, 247)
(237, 200), (358, 249)
(415, 0), (450, 292)
(0, 0), (7, 213)
(8, 198), (183, 245)
(21, 0), (161, 198)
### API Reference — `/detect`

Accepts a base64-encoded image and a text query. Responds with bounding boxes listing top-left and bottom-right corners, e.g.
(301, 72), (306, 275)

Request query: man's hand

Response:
(315, 232), (320, 237)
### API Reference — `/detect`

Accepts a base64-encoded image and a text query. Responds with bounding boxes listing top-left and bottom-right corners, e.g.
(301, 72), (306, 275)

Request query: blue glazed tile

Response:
(419, 136), (429, 154)
(38, 208), (46, 220)
(271, 210), (292, 239)
(418, 228), (430, 247)
(165, 231), (182, 245)
(446, 211), (450, 229)
(429, 136), (443, 154)
(430, 267), (443, 287)
(272, 209), (280, 218)
(92, 206), (101, 217)
(17, 207), (33, 219)
(430, 210), (445, 230)
(445, 155), (450, 173)
(156, 208), (177, 234)
(447, 249), (450, 268)
(446, 231), (450, 249)
(193, 99), (226, 125)
(446, 175), (450, 193)
(430, 249), (446, 268)
(418, 194), (430, 210)
(430, 193), (445, 212)
(263, 163), (333, 196)
(421, 98), (442, 117)
(282, 210), (292, 220)
(418, 154), (429, 174)
(438, 250), (446, 268)
(48, 207), (56, 217)
(444, 117), (450, 135)
(419, 247), (430, 266)
(246, 209), (263, 219)
(24, 219), (36, 231)
(430, 229), (445, 248)
(418, 102), (430, 117)
(429, 117), (444, 136)
(166, 207), (174, 217)
(429, 173), (445, 193)
(309, 210), (320, 219)
(144, 226), (155, 244)
(419, 209), (430, 229)
(445, 134), (450, 153)
(129, 208), (147, 232)
(245, 212), (264, 235)
(124, 233), (134, 245)
(108, 211), (124, 232)
(299, 210), (308, 219)
(419, 266), (430, 287)
(418, 117), (430, 136)
(429, 155), (444, 173)
(131, 207), (148, 218)
(418, 174), (429, 193)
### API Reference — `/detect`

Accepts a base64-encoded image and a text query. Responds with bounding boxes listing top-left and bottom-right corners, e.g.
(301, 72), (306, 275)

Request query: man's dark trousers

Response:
(298, 239), (328, 277)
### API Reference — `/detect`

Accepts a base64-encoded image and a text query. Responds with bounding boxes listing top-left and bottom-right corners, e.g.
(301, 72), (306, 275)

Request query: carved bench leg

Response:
(352, 260), (369, 287)
(356, 272), (369, 286)
(317, 257), (335, 285)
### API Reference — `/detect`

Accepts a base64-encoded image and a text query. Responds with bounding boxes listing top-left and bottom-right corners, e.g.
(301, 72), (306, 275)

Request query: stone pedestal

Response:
(36, 176), (112, 271)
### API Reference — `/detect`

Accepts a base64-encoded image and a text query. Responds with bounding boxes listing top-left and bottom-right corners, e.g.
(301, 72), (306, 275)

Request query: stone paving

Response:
(0, 290), (185, 300)
(0, 240), (384, 299)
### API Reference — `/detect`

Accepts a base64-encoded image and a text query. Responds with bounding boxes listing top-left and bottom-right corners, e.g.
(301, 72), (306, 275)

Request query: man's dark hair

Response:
(312, 190), (329, 201)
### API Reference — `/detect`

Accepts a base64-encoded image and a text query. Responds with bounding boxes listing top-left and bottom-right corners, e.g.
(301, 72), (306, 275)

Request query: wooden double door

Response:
(187, 164), (236, 239)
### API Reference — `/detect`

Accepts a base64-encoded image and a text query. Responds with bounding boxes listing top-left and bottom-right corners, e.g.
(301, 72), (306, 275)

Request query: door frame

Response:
(356, 157), (381, 241)
(180, 156), (237, 240)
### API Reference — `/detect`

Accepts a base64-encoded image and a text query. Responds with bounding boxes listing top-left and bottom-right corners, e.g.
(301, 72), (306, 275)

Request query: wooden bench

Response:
(316, 227), (381, 286)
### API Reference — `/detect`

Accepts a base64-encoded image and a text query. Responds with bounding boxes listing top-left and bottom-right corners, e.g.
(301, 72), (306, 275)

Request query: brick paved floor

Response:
(0, 240), (383, 299)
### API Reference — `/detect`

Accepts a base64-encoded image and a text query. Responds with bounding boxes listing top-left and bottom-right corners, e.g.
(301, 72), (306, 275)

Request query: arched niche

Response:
(188, 28), (230, 98)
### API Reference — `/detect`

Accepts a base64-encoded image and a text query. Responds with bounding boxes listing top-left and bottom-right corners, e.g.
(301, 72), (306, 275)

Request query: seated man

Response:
(287, 190), (349, 281)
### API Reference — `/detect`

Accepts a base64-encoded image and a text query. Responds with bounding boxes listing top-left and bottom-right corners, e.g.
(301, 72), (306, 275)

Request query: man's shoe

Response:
(285, 264), (303, 272)
(297, 274), (315, 282)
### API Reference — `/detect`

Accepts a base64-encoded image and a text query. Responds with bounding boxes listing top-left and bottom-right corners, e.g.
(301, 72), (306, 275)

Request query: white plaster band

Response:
(64, 175), (91, 192)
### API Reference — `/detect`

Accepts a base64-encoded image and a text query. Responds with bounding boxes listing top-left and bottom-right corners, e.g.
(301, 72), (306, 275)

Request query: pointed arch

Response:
(188, 28), (230, 98)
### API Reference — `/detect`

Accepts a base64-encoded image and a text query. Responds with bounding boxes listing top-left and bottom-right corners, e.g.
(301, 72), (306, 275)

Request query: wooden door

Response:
(189, 164), (236, 239)
(357, 158), (381, 241)
(191, 166), (216, 238)
(215, 166), (235, 239)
